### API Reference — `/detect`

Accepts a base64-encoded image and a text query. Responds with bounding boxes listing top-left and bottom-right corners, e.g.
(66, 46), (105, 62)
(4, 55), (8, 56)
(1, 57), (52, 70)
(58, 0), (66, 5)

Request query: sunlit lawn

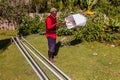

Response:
(0, 31), (120, 80)
(0, 31), (39, 80)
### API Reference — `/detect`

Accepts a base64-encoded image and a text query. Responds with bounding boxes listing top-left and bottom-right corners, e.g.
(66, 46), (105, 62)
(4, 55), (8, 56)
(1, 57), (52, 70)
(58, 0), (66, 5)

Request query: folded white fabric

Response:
(65, 14), (87, 29)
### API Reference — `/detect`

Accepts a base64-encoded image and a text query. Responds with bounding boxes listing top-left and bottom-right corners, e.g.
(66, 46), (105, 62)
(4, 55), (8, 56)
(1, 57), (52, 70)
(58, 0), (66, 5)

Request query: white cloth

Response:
(65, 14), (87, 29)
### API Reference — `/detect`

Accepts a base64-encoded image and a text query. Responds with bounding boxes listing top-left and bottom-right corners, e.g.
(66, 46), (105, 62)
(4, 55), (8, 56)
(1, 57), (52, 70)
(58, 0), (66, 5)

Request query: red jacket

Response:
(45, 14), (57, 39)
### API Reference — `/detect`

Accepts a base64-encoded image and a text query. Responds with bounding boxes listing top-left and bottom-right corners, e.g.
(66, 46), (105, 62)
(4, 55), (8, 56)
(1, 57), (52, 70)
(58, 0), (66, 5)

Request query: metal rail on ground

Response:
(22, 37), (71, 80)
(19, 37), (64, 80)
(16, 37), (49, 80)
(11, 37), (45, 80)
(11, 36), (71, 80)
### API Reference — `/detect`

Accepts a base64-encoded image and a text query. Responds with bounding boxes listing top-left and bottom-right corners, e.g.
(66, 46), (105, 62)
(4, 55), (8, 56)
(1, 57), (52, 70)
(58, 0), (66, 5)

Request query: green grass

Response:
(0, 31), (39, 80)
(0, 32), (120, 80)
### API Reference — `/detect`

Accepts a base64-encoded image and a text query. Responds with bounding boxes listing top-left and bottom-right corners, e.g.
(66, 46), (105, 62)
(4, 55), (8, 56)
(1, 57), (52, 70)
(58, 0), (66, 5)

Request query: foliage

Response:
(95, 0), (120, 17)
(104, 16), (120, 33)
(0, 0), (28, 24)
(84, 0), (98, 15)
(18, 15), (45, 36)
(30, 0), (47, 12)
(57, 28), (74, 36)
(0, 0), (120, 42)
(85, 0), (98, 11)
(108, 0), (120, 6)
(74, 12), (120, 42)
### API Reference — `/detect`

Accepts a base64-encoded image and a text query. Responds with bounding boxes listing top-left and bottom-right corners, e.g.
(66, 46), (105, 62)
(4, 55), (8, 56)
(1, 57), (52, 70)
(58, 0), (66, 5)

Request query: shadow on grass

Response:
(54, 41), (61, 56)
(0, 38), (11, 54)
(70, 39), (82, 46)
(54, 39), (82, 56)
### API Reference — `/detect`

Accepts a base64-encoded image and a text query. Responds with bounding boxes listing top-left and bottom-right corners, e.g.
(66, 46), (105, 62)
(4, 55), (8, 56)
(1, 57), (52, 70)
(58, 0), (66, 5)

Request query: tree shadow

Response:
(54, 39), (82, 56)
(70, 39), (82, 46)
(0, 38), (11, 54)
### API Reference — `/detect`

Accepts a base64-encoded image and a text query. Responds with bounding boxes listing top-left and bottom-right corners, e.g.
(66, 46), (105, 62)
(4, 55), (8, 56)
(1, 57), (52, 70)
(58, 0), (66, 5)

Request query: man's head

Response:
(50, 7), (58, 16)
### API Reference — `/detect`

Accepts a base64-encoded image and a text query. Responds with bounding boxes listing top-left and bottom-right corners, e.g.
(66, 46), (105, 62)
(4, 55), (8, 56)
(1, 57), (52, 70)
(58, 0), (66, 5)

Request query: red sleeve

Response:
(46, 17), (55, 30)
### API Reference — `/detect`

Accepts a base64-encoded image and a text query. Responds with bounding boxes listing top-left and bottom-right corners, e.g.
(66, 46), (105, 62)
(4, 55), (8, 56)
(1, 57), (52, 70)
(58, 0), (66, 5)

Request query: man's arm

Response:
(46, 18), (55, 30)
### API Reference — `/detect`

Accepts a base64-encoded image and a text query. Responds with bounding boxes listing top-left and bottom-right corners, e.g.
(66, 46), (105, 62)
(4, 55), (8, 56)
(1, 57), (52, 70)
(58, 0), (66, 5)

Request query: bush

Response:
(57, 28), (74, 36)
(74, 12), (120, 42)
(18, 15), (45, 36)
(95, 0), (120, 17)
(108, 0), (120, 6)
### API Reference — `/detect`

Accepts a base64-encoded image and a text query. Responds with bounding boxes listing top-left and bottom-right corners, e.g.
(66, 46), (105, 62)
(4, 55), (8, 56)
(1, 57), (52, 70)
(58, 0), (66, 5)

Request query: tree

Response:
(31, 0), (47, 13)
(0, 0), (27, 24)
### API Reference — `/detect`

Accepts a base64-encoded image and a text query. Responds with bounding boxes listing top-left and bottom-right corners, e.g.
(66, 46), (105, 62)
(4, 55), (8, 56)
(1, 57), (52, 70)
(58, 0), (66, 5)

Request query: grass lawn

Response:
(0, 32), (120, 80)
(0, 31), (39, 80)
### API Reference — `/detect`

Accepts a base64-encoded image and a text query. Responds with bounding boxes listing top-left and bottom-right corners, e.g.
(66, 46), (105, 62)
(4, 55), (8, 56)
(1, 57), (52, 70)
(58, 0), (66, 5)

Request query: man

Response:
(45, 7), (65, 62)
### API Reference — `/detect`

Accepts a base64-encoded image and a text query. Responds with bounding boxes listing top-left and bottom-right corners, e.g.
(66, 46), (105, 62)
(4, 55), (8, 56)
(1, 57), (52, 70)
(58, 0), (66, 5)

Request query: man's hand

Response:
(61, 20), (66, 24)
(53, 20), (66, 27)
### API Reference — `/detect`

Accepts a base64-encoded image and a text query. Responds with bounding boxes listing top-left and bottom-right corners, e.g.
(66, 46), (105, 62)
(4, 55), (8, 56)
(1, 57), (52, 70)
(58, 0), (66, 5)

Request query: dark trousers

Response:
(47, 37), (56, 59)
(47, 37), (56, 53)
